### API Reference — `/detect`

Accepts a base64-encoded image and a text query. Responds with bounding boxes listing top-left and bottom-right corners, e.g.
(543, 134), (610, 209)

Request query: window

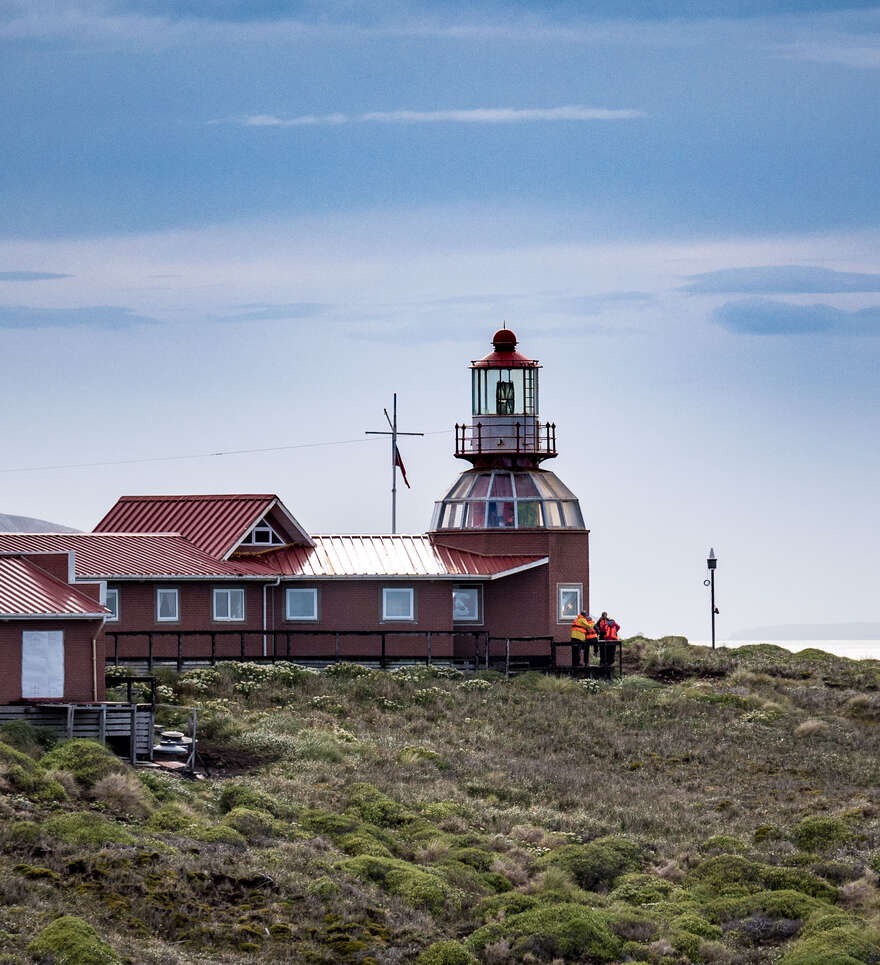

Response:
(382, 587), (414, 622)
(156, 588), (179, 622)
(105, 587), (119, 622)
(213, 587), (245, 621)
(21, 630), (64, 699)
(286, 587), (318, 621)
(453, 586), (482, 624)
(557, 584), (583, 623)
(241, 519), (284, 546)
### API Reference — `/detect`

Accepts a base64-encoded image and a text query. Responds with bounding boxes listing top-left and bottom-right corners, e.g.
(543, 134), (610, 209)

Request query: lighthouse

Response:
(431, 329), (590, 645)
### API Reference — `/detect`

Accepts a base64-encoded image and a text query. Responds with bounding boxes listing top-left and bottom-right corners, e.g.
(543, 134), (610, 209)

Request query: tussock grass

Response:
(1, 641), (879, 962)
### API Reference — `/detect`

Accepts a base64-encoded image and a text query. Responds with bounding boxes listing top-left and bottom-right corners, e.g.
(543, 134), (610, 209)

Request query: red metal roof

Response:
(255, 536), (548, 579)
(0, 533), (270, 579)
(471, 328), (540, 369)
(0, 555), (109, 618)
(93, 494), (311, 559)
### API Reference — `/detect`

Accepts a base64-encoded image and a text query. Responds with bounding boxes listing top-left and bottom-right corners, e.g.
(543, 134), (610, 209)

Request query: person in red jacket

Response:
(599, 614), (621, 673)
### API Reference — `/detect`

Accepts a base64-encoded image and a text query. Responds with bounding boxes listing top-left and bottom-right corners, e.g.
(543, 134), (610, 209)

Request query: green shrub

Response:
(39, 739), (124, 790)
(540, 836), (642, 891)
(465, 902), (621, 961)
(0, 740), (66, 800)
(217, 782), (282, 816)
(700, 834), (748, 854)
(43, 812), (136, 847)
(685, 854), (836, 901)
(347, 782), (423, 830)
(705, 889), (828, 924)
(670, 913), (722, 940)
(792, 815), (853, 853)
(339, 855), (459, 913)
(0, 720), (54, 757)
(187, 825), (247, 846)
(608, 873), (674, 905)
(324, 662), (374, 679)
(221, 807), (278, 840)
(777, 924), (880, 965)
(27, 916), (121, 965)
(416, 940), (478, 964)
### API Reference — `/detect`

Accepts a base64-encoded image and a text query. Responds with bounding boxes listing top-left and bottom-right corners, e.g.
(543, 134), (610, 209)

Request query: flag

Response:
(394, 445), (411, 488)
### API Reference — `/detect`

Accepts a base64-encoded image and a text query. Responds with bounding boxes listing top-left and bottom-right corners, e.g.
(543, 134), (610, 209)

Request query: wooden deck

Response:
(0, 702), (154, 762)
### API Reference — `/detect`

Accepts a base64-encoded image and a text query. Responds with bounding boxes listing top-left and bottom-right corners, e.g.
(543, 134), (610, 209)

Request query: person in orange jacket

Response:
(570, 611), (598, 668)
(599, 613), (621, 671)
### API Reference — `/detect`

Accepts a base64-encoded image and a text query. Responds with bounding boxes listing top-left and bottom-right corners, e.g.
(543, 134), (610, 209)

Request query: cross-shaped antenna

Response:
(365, 393), (424, 534)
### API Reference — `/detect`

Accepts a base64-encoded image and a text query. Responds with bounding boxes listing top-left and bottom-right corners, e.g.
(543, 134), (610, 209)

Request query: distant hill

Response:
(731, 622), (880, 641)
(0, 513), (79, 533)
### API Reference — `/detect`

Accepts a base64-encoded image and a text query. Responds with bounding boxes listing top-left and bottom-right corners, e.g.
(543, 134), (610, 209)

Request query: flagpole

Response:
(366, 394), (424, 534)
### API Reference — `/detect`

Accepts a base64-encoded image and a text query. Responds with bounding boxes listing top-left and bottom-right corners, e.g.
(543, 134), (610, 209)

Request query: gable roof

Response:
(0, 554), (109, 618)
(93, 494), (312, 559)
(0, 533), (270, 579)
(259, 536), (548, 580)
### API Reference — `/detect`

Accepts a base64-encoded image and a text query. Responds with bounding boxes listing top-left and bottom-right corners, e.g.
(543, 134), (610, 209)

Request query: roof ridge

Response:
(114, 494), (277, 502)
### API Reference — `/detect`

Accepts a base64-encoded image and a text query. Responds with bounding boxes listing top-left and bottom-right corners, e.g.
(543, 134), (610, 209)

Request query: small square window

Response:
(453, 586), (482, 624)
(286, 587), (318, 621)
(105, 588), (119, 622)
(557, 584), (582, 623)
(213, 588), (245, 622)
(156, 588), (179, 622)
(382, 587), (414, 622)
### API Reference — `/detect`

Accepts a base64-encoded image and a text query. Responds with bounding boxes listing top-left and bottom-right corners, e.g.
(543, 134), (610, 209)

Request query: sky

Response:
(1, 0), (879, 641)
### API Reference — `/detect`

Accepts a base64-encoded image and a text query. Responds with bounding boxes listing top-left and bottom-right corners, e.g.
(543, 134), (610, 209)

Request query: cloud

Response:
(776, 40), (880, 69)
(713, 298), (880, 335)
(232, 106), (645, 127)
(0, 271), (73, 282)
(0, 305), (160, 329)
(217, 302), (329, 322)
(683, 265), (880, 294)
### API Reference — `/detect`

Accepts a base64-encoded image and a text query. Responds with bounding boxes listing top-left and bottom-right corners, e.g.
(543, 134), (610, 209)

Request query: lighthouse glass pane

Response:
(490, 473), (513, 497)
(472, 474), (491, 497)
(496, 379), (515, 414)
(466, 502), (486, 528)
(449, 475), (473, 498)
(487, 501), (515, 527)
(545, 502), (563, 527)
(513, 474), (539, 498)
(516, 501), (542, 527)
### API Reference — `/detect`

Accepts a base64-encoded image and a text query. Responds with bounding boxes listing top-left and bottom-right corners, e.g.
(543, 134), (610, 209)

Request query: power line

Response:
(0, 430), (452, 475)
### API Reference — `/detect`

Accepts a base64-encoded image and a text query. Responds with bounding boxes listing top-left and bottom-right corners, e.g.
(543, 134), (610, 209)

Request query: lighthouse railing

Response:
(454, 421), (557, 458)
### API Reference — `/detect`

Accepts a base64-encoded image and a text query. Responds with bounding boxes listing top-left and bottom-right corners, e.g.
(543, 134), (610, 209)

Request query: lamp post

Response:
(705, 548), (718, 649)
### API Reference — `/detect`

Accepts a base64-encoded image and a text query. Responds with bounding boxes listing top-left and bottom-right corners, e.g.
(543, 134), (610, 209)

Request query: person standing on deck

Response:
(570, 611), (598, 668)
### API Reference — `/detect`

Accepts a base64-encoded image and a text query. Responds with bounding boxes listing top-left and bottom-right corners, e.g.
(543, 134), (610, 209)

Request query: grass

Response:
(0, 642), (878, 963)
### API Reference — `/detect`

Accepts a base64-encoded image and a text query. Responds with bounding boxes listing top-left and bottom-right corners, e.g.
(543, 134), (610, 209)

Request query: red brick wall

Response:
(0, 619), (105, 703)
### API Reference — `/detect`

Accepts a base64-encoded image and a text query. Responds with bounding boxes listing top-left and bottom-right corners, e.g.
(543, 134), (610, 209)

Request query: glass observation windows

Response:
(156, 588), (179, 622)
(105, 588), (119, 622)
(557, 584), (583, 623)
(213, 587), (245, 621)
(382, 587), (415, 622)
(286, 587), (318, 621)
(453, 586), (482, 623)
(432, 470), (584, 531)
(472, 367), (537, 416)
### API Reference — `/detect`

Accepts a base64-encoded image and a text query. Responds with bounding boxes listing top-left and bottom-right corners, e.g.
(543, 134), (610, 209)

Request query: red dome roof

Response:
(492, 329), (518, 351)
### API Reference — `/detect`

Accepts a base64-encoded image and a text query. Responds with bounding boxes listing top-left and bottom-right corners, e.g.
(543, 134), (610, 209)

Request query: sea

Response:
(691, 640), (880, 661)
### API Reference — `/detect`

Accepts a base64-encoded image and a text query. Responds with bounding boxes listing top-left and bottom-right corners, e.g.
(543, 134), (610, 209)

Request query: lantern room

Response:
(455, 329), (557, 468)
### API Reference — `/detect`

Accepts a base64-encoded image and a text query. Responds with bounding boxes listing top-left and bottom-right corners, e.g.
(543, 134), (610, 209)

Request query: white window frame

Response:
(241, 519), (284, 546)
(105, 587), (120, 623)
(557, 583), (583, 624)
(213, 587), (246, 622)
(156, 587), (179, 622)
(382, 586), (415, 622)
(452, 585), (483, 624)
(285, 587), (318, 622)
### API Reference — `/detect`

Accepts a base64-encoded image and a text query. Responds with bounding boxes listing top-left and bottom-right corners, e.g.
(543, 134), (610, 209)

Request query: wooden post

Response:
(147, 633), (153, 672)
(210, 632), (216, 666)
(130, 704), (137, 764)
(287, 632), (291, 659)
(381, 633), (387, 669)
(99, 704), (107, 745)
(176, 633), (183, 673)
(484, 635), (490, 670)
(426, 632), (432, 666)
(240, 632), (245, 659)
(66, 705), (74, 739)
(114, 634), (119, 666)
(505, 638), (510, 678)
(335, 632), (340, 662)
(618, 640), (623, 679)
